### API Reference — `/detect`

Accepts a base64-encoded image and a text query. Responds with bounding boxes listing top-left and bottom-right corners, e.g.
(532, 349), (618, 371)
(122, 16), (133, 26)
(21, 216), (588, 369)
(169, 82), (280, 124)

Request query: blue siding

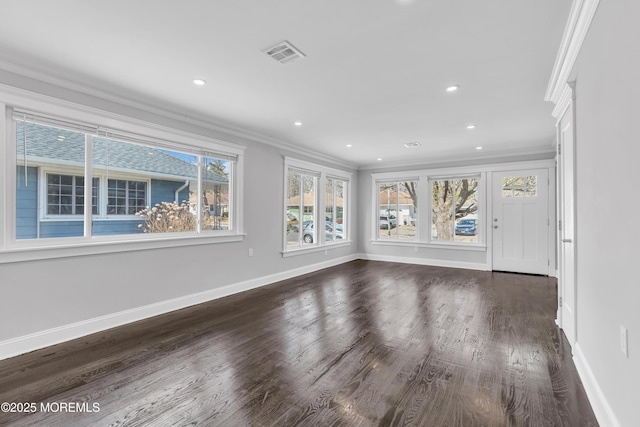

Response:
(16, 166), (38, 240)
(16, 174), (192, 239)
(150, 179), (191, 206)
(93, 220), (142, 236)
(40, 221), (83, 238)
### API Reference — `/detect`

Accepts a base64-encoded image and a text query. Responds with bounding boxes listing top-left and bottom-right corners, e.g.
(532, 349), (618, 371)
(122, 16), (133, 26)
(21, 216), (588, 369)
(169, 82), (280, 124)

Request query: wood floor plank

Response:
(0, 260), (598, 426)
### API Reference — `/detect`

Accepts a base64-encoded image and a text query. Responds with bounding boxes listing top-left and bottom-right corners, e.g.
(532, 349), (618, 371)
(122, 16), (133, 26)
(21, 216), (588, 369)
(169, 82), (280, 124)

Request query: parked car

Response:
(455, 218), (478, 235)
(303, 222), (344, 243)
(379, 215), (397, 229)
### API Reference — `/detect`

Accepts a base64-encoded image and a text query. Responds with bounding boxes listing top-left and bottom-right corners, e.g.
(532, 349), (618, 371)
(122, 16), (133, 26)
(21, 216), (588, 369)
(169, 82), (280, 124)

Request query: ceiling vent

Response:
(262, 40), (306, 64)
(404, 141), (422, 148)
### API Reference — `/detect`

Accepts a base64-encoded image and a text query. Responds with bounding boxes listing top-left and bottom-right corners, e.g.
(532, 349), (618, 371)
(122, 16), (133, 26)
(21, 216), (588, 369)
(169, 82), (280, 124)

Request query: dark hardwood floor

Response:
(0, 260), (597, 426)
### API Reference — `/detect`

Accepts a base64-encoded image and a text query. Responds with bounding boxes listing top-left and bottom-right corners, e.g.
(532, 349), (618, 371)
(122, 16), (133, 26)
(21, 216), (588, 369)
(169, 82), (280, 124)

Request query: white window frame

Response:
(376, 179), (420, 241)
(1, 88), (245, 264)
(282, 157), (352, 257)
(104, 177), (149, 218)
(40, 169), (100, 219)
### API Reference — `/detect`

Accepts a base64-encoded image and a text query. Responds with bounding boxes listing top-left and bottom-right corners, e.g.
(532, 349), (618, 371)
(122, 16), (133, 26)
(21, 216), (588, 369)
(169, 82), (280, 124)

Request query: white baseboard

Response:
(573, 342), (621, 427)
(359, 253), (490, 271)
(0, 254), (358, 361)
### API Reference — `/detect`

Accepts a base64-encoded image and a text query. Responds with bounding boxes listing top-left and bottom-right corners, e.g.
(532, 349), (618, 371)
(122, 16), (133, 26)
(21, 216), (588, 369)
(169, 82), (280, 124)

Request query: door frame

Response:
(554, 84), (578, 347)
(486, 161), (556, 276)
(490, 168), (553, 276)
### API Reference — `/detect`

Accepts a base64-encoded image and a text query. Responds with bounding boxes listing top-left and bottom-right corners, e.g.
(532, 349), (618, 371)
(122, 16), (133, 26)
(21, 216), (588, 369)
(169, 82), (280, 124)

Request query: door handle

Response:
(493, 225), (498, 229)
(561, 238), (572, 243)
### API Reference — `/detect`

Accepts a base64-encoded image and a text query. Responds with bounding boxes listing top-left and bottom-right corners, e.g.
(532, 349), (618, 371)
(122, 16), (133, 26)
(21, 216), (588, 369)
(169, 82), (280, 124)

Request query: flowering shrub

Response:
(135, 201), (196, 233)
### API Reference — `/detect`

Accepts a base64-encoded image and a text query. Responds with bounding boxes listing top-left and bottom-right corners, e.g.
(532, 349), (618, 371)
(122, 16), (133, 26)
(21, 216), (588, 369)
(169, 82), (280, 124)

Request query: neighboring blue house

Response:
(15, 121), (227, 239)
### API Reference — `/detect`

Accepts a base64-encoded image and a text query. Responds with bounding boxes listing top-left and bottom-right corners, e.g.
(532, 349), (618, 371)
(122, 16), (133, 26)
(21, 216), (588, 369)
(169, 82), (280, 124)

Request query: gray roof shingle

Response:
(16, 121), (227, 184)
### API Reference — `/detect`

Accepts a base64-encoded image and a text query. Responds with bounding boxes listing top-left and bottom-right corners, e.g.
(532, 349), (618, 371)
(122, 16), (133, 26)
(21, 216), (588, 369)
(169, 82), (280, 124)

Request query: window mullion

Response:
(451, 180), (456, 239)
(197, 156), (202, 233)
(298, 177), (304, 247)
(318, 174), (326, 245)
(84, 134), (93, 238)
(395, 183), (400, 238)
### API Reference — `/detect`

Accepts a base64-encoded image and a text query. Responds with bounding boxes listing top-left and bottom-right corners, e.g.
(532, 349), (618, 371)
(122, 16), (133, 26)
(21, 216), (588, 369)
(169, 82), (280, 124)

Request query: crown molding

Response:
(358, 144), (556, 171)
(552, 83), (576, 120)
(545, 0), (601, 104)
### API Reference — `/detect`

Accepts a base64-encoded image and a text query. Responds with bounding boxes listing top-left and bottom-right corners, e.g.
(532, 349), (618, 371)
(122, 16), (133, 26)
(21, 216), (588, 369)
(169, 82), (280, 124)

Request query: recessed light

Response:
(346, 144), (353, 148)
(294, 121), (303, 126)
(193, 79), (206, 86)
(476, 146), (483, 150)
(446, 85), (460, 92)
(466, 124), (476, 129)
(377, 158), (383, 161)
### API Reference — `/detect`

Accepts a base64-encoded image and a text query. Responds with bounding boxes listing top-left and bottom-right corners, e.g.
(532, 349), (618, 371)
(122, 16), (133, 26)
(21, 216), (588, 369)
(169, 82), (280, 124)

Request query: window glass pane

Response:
(285, 170), (317, 247)
(201, 157), (231, 231)
(432, 180), (453, 241)
(378, 183), (398, 239)
(325, 178), (347, 243)
(453, 178), (479, 243)
(335, 180), (346, 241)
(286, 170), (302, 247)
(16, 121), (85, 239)
(325, 179), (335, 242)
(432, 178), (479, 243)
(302, 175), (316, 246)
(378, 182), (417, 240)
(502, 176), (514, 198)
(503, 175), (537, 198)
(513, 176), (525, 197)
(525, 176), (537, 197)
(400, 181), (417, 239)
(92, 137), (197, 236)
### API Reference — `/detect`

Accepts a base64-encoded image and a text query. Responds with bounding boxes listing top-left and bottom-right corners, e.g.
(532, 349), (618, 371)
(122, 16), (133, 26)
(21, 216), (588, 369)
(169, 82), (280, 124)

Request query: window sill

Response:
(282, 240), (352, 258)
(0, 233), (245, 264)
(370, 240), (486, 252)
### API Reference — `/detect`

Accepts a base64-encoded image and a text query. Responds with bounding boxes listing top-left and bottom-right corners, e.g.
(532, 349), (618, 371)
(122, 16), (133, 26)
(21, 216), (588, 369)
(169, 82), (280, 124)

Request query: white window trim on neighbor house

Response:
(0, 87), (246, 264)
(42, 171), (100, 217)
(282, 157), (352, 257)
(371, 167), (488, 251)
(38, 167), (152, 221)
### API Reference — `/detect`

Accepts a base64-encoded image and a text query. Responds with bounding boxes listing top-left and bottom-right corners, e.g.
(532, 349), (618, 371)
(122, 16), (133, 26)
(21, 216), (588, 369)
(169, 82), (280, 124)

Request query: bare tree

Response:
(398, 178), (477, 240)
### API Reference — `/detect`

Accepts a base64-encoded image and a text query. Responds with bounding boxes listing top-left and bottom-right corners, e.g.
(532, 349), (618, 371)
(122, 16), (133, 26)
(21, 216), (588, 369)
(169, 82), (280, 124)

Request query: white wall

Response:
(570, 1), (640, 426)
(0, 70), (359, 357)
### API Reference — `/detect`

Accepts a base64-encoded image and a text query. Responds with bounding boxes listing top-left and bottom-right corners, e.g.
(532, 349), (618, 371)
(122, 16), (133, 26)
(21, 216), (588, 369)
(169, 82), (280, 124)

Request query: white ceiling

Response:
(0, 0), (571, 168)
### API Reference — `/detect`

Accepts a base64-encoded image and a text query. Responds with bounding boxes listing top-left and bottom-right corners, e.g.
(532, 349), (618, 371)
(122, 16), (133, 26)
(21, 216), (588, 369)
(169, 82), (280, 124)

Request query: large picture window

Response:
(9, 108), (242, 247)
(373, 172), (482, 246)
(284, 158), (351, 254)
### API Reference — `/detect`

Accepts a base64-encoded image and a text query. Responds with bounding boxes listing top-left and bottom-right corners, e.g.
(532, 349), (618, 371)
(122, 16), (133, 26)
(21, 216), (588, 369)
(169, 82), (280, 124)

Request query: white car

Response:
(379, 215), (397, 229)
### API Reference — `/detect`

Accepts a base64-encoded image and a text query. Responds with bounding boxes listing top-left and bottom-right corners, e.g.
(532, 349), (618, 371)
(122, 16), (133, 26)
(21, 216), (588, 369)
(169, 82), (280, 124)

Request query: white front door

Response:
(492, 169), (550, 275)
(558, 103), (577, 347)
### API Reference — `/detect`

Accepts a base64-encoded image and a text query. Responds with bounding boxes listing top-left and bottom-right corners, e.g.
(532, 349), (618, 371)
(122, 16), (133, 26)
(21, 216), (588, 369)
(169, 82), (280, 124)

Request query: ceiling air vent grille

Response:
(262, 40), (306, 64)
(404, 141), (422, 148)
